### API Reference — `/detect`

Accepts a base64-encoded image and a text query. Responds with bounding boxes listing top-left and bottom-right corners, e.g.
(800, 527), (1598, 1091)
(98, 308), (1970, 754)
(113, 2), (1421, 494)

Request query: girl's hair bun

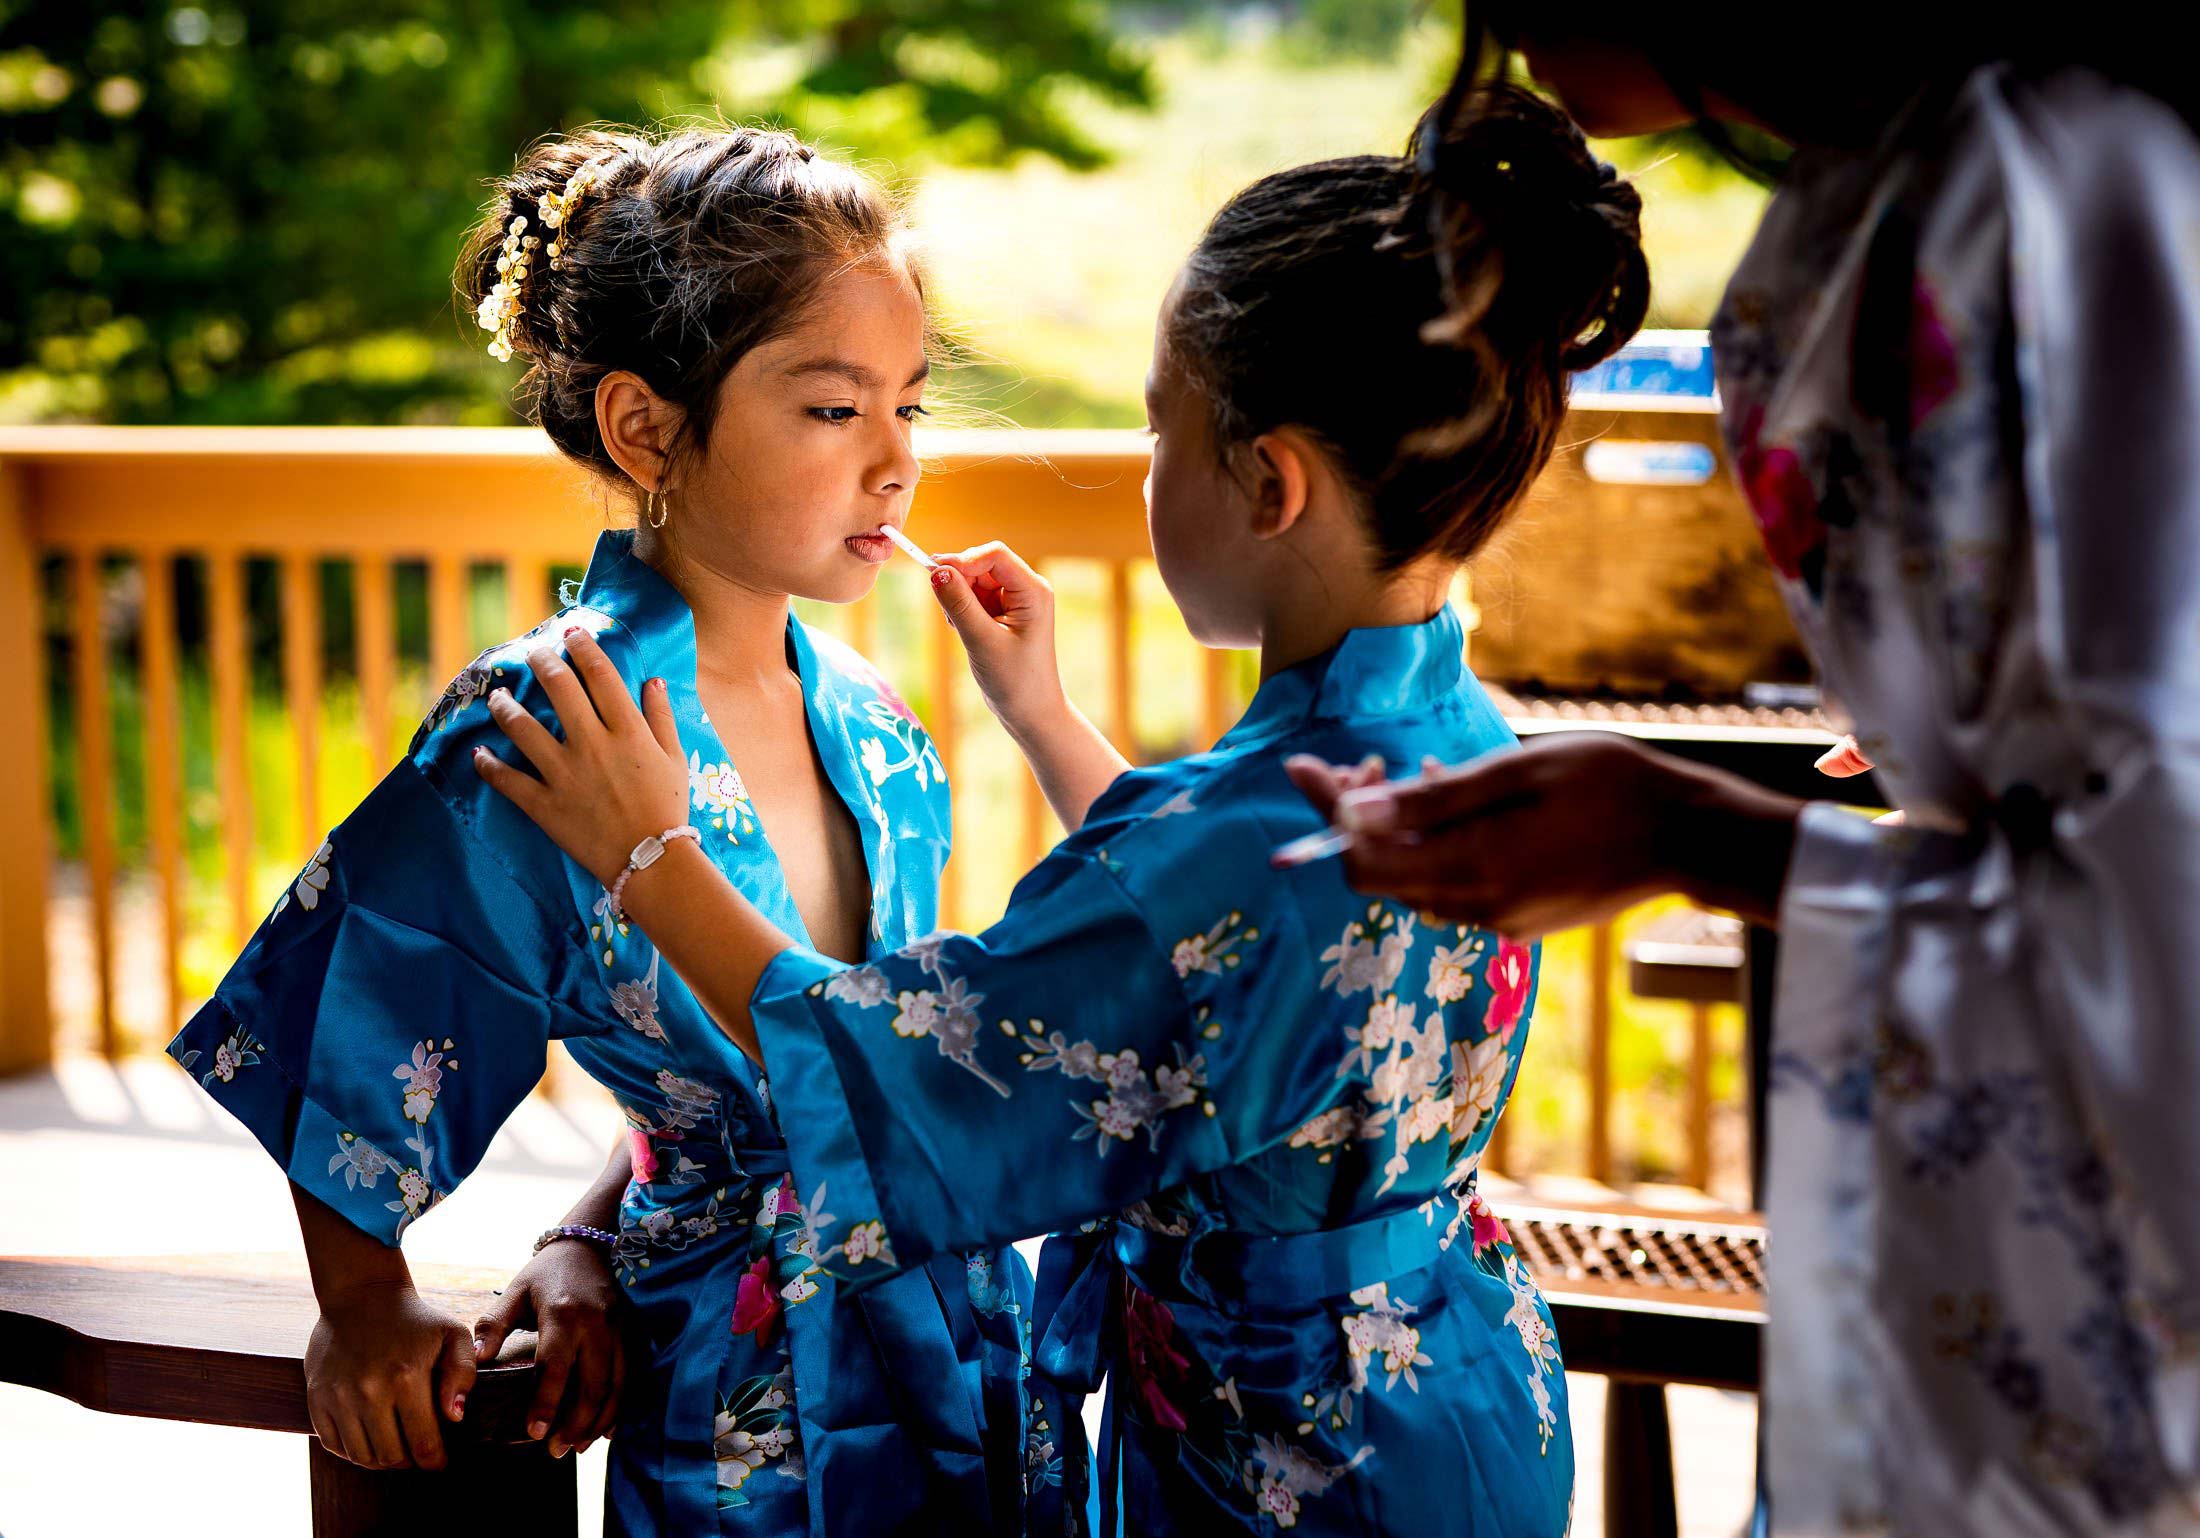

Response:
(1407, 83), (1649, 373)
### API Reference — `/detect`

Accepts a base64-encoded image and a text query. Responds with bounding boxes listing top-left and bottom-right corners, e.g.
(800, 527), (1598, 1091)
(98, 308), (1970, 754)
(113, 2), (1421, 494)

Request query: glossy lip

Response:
(843, 531), (893, 564)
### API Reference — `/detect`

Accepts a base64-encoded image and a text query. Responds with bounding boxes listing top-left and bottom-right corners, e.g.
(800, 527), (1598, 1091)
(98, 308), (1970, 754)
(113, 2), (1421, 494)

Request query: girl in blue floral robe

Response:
(170, 530), (1049, 1535)
(474, 86), (1647, 1535)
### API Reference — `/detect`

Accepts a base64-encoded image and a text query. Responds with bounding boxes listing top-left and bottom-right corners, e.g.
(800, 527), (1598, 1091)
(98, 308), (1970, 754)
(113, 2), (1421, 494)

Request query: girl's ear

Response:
(1245, 429), (1316, 541)
(595, 371), (683, 493)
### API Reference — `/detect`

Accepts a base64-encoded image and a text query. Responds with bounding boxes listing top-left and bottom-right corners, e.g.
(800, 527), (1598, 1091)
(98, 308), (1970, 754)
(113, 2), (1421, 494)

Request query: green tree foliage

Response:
(0, 1), (1152, 425)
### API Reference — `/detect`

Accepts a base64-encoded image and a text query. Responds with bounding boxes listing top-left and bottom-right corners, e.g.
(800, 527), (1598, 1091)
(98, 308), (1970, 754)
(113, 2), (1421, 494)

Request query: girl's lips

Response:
(844, 532), (892, 564)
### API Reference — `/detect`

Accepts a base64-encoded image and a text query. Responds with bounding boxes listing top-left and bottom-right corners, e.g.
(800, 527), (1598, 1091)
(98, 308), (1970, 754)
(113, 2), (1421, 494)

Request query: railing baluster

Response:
(429, 556), (470, 690)
(356, 557), (395, 773)
(1200, 648), (1231, 750)
(1588, 921), (1615, 1185)
(281, 554), (322, 853)
(1108, 562), (1134, 756)
(208, 554), (255, 949)
(1687, 1002), (1713, 1193)
(507, 557), (548, 642)
(139, 552), (185, 1041)
(0, 462), (50, 1069)
(68, 553), (119, 1056)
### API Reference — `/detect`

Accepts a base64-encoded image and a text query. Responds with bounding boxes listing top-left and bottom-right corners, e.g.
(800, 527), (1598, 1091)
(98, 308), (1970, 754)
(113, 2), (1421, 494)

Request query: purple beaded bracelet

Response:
(533, 1223), (618, 1256)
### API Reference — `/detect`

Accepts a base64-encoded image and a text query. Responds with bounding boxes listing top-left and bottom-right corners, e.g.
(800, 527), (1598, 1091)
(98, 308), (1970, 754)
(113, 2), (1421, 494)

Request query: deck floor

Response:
(0, 1054), (1758, 1535)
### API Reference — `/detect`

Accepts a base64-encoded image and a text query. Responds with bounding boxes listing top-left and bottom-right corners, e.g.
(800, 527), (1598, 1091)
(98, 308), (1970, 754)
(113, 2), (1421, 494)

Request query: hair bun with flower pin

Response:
(475, 156), (608, 361)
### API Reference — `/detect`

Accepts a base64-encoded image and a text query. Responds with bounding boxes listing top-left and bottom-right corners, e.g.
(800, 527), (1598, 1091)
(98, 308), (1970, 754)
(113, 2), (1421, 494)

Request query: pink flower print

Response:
(1731, 405), (1826, 582)
(1483, 940), (1534, 1041)
(1122, 1284), (1192, 1432)
(1907, 277), (1961, 431)
(1467, 1194), (1510, 1255)
(731, 1256), (784, 1348)
(627, 1127), (659, 1184)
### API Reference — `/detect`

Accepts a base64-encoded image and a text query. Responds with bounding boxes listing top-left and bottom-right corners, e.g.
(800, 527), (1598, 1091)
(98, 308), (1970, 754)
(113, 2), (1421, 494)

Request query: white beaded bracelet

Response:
(607, 825), (700, 920)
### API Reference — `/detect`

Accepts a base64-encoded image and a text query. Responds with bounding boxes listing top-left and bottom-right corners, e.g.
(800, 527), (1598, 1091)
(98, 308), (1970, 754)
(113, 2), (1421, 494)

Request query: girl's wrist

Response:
(996, 682), (1075, 750)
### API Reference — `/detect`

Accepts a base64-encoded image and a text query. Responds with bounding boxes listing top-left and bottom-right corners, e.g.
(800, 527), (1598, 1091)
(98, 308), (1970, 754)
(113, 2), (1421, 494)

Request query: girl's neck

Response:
(1255, 559), (1456, 682)
(637, 530), (797, 691)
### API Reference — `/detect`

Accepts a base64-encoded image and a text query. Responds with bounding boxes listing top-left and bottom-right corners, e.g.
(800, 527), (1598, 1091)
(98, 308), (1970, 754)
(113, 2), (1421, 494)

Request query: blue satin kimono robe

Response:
(168, 530), (1048, 1537)
(749, 608), (1574, 1536)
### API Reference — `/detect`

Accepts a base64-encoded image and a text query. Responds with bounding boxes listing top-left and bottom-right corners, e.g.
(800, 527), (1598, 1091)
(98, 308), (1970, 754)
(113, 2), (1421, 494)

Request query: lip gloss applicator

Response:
(878, 524), (938, 571)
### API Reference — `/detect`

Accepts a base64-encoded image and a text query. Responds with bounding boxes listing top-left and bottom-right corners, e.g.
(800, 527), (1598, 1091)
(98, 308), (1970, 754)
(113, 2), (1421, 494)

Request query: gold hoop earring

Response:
(647, 487), (669, 529)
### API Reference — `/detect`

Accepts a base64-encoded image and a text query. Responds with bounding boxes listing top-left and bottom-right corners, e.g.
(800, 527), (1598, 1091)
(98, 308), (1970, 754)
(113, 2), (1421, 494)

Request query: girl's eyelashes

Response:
(806, 402), (930, 426)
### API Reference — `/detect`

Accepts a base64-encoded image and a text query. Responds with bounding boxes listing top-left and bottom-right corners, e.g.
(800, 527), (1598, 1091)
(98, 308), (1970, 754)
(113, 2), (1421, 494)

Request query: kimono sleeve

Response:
(748, 847), (1233, 1281)
(169, 753), (607, 1249)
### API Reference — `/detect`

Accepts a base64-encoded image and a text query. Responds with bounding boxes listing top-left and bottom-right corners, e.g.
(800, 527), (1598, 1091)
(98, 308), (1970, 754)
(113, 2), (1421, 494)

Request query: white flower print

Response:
(841, 1219), (895, 1268)
(714, 1419), (770, 1490)
(653, 1069), (718, 1130)
(780, 1274), (819, 1305)
(1170, 911), (1259, 978)
(1425, 938), (1480, 1004)
(1339, 1283), (1432, 1393)
(214, 1042), (240, 1081)
(1525, 1365), (1558, 1454)
(1241, 1433), (1365, 1525)
(608, 951), (666, 1040)
(823, 965), (892, 1008)
(288, 840), (334, 915)
(1150, 789), (1197, 818)
(1016, 1023), (1209, 1154)
(859, 736), (892, 787)
(396, 1166), (432, 1213)
(393, 1040), (449, 1125)
(887, 976), (1011, 1096)
(688, 750), (756, 839)
(1319, 909), (1412, 997)
(1288, 1105), (1362, 1151)
(1502, 1253), (1560, 1372)
(328, 1132), (392, 1189)
(1453, 1034), (1509, 1141)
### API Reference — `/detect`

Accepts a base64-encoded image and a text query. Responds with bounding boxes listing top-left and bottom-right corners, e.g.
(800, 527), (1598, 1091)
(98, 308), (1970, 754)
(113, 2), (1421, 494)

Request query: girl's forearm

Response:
(1001, 691), (1132, 834)
(618, 839), (792, 1065)
(563, 1138), (633, 1230)
(293, 1181), (414, 1305)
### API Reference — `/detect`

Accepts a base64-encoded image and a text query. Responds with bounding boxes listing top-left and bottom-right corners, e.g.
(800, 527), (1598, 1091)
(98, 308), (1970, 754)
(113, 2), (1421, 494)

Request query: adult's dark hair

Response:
(1166, 83), (1647, 571)
(457, 125), (908, 487)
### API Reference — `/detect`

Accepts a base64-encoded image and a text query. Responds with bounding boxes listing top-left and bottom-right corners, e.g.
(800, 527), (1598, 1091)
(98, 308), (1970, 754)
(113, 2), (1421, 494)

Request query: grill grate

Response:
(1509, 1212), (1765, 1298)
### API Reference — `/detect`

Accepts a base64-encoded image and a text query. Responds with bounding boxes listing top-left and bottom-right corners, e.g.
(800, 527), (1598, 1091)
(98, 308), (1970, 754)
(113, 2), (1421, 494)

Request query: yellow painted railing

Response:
(0, 422), (1754, 1196)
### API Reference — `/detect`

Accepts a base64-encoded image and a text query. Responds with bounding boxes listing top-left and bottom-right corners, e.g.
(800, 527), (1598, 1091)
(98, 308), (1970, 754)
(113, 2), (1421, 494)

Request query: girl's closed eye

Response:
(808, 403), (931, 425)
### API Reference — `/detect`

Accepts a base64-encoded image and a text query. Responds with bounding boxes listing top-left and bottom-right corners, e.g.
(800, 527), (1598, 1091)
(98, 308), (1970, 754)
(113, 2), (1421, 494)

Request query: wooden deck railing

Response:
(0, 418), (1769, 1194)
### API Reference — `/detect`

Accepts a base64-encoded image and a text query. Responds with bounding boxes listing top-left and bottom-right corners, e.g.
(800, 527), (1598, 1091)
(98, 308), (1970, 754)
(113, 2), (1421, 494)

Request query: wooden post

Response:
(1603, 1380), (1679, 1538)
(1107, 561), (1134, 757)
(356, 556), (396, 775)
(0, 463), (52, 1073)
(1687, 1002), (1714, 1193)
(208, 553), (256, 949)
(139, 552), (186, 1040)
(281, 553), (323, 853)
(69, 552), (119, 1056)
(1588, 921), (1615, 1184)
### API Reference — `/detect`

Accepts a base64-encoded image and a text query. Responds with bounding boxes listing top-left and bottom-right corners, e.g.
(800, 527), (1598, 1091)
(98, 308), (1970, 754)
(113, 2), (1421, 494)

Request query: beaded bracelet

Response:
(607, 824), (701, 920)
(533, 1223), (618, 1256)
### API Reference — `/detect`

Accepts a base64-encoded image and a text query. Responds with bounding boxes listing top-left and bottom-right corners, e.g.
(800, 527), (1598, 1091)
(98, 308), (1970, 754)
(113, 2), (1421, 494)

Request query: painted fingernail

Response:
(451, 1393), (467, 1420)
(529, 1419), (549, 1439)
(931, 566), (952, 588)
(1337, 789), (1396, 833)
(564, 625), (582, 638)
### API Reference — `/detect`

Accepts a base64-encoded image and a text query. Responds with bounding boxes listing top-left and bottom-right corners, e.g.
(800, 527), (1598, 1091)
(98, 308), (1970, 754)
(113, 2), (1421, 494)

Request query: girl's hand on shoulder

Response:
(928, 542), (1066, 737)
(305, 1277), (478, 1472)
(475, 628), (690, 887)
(473, 1238), (628, 1459)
